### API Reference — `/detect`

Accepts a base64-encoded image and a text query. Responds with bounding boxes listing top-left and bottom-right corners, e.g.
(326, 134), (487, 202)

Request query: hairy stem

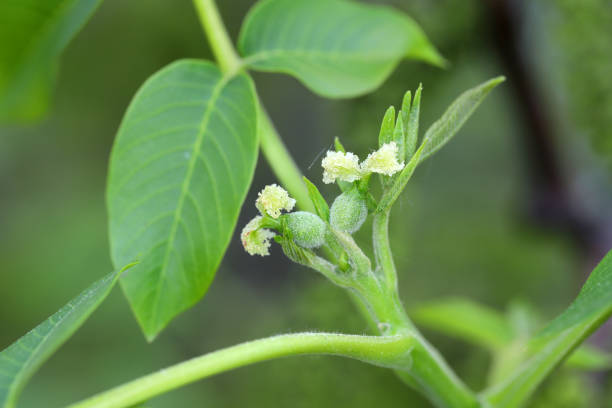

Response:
(355, 287), (480, 408)
(68, 333), (414, 408)
(373, 211), (398, 290)
(193, 0), (313, 211)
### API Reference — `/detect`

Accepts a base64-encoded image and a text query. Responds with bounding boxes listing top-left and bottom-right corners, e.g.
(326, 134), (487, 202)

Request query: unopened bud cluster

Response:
(241, 185), (327, 256)
(241, 139), (405, 257)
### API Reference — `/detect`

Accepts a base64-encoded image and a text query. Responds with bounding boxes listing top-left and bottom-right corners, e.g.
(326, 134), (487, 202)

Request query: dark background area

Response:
(1, 0), (611, 406)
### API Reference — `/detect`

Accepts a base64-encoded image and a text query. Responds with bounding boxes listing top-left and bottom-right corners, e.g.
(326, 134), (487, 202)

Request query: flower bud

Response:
(321, 150), (362, 184)
(361, 142), (404, 176)
(330, 189), (368, 233)
(241, 216), (275, 256)
(285, 211), (326, 249)
(256, 184), (296, 219)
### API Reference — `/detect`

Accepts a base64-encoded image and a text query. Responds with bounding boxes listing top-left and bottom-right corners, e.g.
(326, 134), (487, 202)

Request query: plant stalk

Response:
(354, 281), (481, 408)
(67, 333), (414, 408)
(257, 106), (313, 210)
(193, 0), (240, 73)
(372, 210), (398, 290)
(192, 0), (313, 211)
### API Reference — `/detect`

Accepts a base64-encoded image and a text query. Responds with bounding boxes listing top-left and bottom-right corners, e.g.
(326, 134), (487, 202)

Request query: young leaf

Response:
(420, 77), (505, 163)
(334, 137), (346, 153)
(412, 297), (612, 377)
(0, 270), (122, 408)
(482, 249), (612, 408)
(107, 60), (259, 340)
(392, 114), (406, 163)
(412, 298), (514, 351)
(566, 345), (612, 370)
(238, 0), (444, 98)
(303, 177), (330, 221)
(400, 91), (412, 130)
(278, 236), (314, 266)
(0, 0), (103, 122)
(379, 106), (396, 148)
(406, 85), (422, 160)
(398, 90), (411, 159)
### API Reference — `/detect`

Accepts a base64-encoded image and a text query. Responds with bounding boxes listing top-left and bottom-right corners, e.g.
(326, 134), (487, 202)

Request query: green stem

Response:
(68, 333), (414, 408)
(193, 0), (240, 73)
(258, 106), (314, 211)
(356, 288), (481, 408)
(372, 211), (398, 290)
(193, 0), (313, 211)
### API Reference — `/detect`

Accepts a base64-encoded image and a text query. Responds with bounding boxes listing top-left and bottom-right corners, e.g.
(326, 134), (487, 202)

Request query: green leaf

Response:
(405, 85), (422, 160)
(420, 76), (505, 163)
(412, 296), (611, 384)
(412, 298), (514, 351)
(107, 60), (259, 341)
(396, 90), (411, 161)
(0, 0), (102, 122)
(566, 345), (612, 370)
(392, 119), (405, 163)
(0, 270), (122, 408)
(238, 0), (444, 98)
(378, 106), (396, 148)
(303, 177), (330, 222)
(334, 137), (346, 153)
(278, 236), (314, 266)
(482, 249), (612, 408)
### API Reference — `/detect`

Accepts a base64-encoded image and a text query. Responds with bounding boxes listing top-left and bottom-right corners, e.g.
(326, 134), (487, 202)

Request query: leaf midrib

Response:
(147, 74), (230, 333)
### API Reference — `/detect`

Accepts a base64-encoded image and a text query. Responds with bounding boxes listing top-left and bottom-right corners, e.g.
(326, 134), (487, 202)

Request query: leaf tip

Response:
(487, 76), (506, 88)
(119, 261), (139, 276)
(419, 47), (448, 69)
(144, 332), (159, 344)
(334, 137), (346, 153)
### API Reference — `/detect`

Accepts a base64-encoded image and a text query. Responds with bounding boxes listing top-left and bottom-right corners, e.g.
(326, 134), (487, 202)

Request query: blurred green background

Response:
(1, 0), (612, 406)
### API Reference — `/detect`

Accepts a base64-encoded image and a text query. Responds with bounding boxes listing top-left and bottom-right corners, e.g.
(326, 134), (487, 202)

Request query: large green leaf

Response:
(420, 76), (505, 163)
(0, 271), (121, 408)
(483, 249), (612, 408)
(238, 0), (444, 98)
(107, 60), (258, 341)
(0, 0), (102, 122)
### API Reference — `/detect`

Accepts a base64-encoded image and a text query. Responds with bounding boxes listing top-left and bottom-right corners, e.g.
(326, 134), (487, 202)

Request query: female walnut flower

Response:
(361, 142), (405, 176)
(240, 216), (275, 256)
(321, 151), (361, 184)
(255, 184), (296, 219)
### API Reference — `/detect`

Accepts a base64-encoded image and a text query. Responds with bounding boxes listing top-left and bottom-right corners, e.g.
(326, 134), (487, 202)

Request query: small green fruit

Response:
(330, 189), (367, 233)
(285, 211), (326, 249)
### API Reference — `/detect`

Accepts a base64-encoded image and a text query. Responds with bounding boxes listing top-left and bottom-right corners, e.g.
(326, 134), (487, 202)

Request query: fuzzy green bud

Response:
(285, 211), (326, 249)
(330, 189), (368, 233)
